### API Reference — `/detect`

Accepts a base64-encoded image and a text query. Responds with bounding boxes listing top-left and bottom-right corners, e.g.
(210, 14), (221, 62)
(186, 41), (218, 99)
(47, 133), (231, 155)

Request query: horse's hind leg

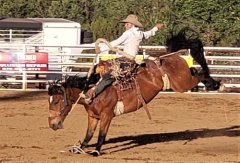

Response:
(80, 115), (99, 149)
(90, 113), (113, 156)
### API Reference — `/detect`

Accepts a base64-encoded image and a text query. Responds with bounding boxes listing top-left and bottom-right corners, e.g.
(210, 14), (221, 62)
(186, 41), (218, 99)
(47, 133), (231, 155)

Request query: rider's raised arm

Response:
(99, 31), (129, 53)
(142, 23), (164, 39)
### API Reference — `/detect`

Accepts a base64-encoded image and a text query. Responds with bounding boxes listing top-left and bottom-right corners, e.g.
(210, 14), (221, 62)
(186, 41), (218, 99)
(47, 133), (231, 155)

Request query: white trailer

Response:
(30, 18), (81, 46)
(0, 18), (82, 46)
(28, 18), (84, 73)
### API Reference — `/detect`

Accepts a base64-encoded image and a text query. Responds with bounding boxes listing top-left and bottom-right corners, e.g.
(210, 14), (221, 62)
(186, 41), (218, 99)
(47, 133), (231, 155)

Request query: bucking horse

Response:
(47, 27), (220, 156)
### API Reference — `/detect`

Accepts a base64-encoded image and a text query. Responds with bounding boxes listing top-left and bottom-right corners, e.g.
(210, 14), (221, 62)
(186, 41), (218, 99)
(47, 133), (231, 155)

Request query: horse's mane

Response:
(60, 72), (101, 89)
(48, 66), (101, 96)
(62, 75), (88, 89)
(48, 79), (63, 96)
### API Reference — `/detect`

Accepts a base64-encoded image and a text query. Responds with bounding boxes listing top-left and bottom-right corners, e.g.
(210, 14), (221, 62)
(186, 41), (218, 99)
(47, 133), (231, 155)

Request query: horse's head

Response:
(48, 81), (70, 130)
(47, 78), (82, 130)
(47, 75), (100, 130)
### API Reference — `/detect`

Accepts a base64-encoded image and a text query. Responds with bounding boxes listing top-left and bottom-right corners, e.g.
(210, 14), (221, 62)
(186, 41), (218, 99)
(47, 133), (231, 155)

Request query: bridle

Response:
(61, 86), (69, 107)
(60, 86), (76, 117)
(49, 86), (73, 118)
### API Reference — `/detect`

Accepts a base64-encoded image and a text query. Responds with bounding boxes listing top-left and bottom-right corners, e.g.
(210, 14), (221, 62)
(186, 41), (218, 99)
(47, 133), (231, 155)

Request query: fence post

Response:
(143, 48), (146, 59)
(96, 54), (99, 64)
(9, 29), (12, 43)
(22, 71), (27, 90)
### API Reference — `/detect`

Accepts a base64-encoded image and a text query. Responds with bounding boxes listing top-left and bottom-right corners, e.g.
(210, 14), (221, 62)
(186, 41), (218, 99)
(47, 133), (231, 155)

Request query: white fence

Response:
(0, 44), (239, 91)
(0, 29), (43, 44)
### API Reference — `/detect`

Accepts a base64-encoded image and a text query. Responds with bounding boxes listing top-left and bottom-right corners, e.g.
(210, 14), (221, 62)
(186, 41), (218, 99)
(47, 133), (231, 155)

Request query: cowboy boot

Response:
(83, 78), (107, 105)
(81, 72), (115, 104)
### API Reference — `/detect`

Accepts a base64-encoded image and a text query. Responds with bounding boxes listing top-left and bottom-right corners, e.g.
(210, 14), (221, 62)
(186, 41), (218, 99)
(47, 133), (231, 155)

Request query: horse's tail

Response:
(166, 27), (220, 90)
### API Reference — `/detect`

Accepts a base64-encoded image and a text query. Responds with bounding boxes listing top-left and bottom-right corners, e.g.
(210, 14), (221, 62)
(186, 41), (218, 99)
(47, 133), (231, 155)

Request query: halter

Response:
(49, 86), (72, 118)
(60, 86), (76, 117)
(61, 86), (69, 106)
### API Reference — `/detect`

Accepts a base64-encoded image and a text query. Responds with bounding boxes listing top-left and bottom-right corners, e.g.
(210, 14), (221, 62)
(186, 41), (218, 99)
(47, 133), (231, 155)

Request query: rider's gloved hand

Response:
(95, 46), (101, 54)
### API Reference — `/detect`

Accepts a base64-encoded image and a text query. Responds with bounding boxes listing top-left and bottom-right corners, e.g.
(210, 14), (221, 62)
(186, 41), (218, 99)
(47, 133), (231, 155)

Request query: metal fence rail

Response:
(0, 29), (43, 44)
(0, 44), (239, 91)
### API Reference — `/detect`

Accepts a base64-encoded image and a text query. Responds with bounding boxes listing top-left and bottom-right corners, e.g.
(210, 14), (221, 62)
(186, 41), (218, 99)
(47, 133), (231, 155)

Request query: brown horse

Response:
(47, 28), (220, 156)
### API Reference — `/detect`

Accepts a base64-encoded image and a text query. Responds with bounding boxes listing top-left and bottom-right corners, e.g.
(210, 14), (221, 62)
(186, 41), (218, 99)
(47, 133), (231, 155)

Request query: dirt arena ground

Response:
(0, 91), (239, 163)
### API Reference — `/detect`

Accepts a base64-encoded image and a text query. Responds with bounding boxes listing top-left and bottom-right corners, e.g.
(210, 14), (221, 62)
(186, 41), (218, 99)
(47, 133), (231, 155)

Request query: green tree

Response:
(0, 0), (239, 46)
(0, 0), (29, 17)
(90, 0), (129, 40)
(170, 0), (240, 46)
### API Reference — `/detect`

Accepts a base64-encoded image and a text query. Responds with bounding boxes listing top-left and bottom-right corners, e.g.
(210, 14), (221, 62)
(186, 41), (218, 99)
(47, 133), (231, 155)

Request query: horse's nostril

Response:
(59, 121), (64, 129)
(51, 124), (58, 131)
(50, 121), (63, 130)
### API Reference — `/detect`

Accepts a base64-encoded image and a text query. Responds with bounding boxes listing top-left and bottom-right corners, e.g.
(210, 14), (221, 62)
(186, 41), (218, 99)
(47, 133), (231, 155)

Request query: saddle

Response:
(96, 57), (139, 90)
(113, 57), (139, 90)
(93, 57), (151, 119)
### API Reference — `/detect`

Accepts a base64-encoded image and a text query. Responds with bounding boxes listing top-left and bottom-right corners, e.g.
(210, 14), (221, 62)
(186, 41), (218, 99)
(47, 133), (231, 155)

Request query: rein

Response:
(69, 94), (82, 114)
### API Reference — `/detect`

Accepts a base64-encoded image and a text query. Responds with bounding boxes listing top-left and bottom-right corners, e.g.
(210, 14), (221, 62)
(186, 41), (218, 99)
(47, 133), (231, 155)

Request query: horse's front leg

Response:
(90, 112), (113, 156)
(71, 115), (98, 154)
(81, 115), (99, 149)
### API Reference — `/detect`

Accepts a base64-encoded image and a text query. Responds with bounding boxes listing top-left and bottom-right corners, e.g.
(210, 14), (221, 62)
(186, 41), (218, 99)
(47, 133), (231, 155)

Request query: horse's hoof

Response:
(89, 150), (101, 156)
(69, 146), (86, 154)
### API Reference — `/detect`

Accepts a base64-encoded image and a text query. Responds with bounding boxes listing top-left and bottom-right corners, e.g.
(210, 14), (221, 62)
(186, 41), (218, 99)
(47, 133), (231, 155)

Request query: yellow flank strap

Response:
(96, 65), (105, 74)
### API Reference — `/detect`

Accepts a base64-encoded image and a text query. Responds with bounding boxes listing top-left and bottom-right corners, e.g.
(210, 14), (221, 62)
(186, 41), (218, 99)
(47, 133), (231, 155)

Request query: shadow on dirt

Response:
(101, 125), (240, 153)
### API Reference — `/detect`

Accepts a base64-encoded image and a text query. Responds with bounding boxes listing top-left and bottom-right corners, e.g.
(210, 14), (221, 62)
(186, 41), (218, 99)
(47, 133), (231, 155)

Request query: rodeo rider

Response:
(81, 14), (164, 104)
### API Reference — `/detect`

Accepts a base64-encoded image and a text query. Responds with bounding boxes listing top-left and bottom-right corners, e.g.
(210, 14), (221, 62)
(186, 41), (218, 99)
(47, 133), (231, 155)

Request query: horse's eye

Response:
(53, 100), (59, 105)
(52, 99), (65, 105)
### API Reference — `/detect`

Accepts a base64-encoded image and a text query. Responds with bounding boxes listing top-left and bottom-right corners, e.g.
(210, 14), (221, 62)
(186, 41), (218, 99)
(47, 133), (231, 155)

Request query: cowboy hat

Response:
(120, 14), (143, 27)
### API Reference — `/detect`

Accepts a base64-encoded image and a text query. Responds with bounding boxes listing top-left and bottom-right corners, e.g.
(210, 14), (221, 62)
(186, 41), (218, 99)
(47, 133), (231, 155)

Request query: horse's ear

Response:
(62, 75), (67, 83)
(48, 81), (52, 87)
(56, 79), (62, 86)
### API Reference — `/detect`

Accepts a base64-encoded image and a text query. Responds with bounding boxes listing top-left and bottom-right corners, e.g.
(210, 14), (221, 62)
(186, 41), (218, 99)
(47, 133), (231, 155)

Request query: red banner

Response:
(0, 51), (48, 71)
